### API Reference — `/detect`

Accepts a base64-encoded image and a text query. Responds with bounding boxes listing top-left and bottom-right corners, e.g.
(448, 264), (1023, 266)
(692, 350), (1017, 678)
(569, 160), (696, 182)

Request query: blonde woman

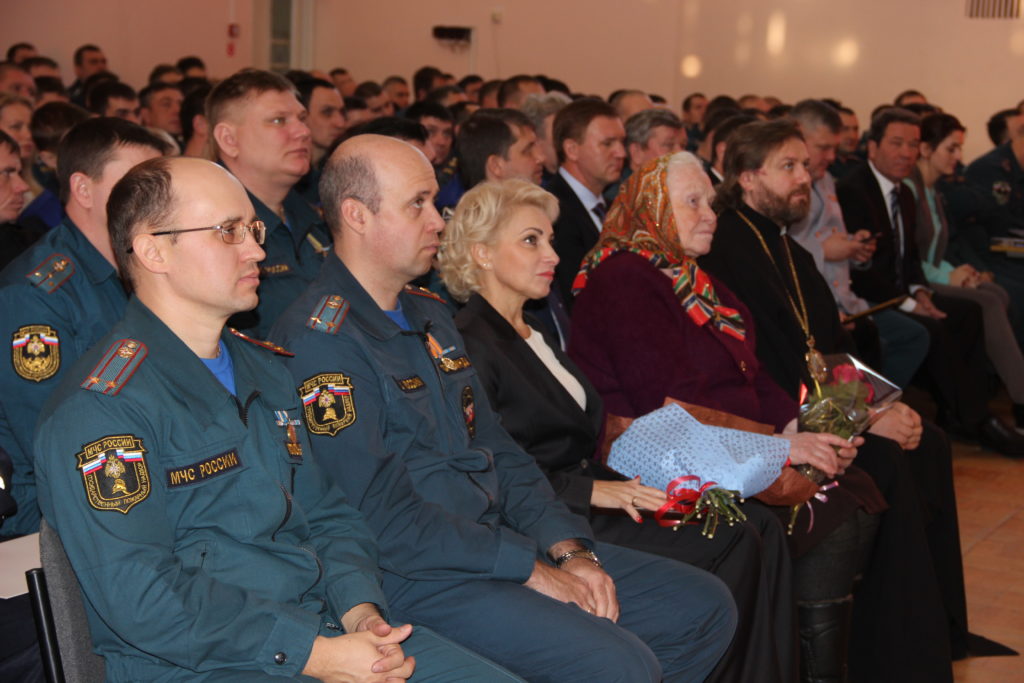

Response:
(441, 178), (799, 683)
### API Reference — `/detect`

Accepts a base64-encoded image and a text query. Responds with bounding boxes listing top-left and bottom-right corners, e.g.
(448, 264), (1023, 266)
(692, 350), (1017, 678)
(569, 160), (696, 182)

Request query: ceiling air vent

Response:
(967, 0), (1020, 18)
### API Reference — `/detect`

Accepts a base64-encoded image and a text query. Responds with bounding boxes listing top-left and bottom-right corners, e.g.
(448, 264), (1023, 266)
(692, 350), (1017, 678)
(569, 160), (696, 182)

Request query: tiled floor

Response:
(950, 438), (1024, 682)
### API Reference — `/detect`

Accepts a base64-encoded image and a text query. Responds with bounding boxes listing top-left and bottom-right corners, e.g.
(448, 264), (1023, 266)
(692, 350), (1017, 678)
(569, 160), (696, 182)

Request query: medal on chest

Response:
(274, 410), (303, 460)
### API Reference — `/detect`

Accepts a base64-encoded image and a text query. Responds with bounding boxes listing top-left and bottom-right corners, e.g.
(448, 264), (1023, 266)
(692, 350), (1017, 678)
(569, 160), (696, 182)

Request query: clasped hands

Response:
(302, 603), (415, 682)
(526, 541), (620, 622)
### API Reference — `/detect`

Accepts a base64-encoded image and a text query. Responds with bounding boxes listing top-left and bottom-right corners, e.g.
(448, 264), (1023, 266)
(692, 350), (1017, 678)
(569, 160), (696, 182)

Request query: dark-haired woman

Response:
(907, 112), (1024, 425)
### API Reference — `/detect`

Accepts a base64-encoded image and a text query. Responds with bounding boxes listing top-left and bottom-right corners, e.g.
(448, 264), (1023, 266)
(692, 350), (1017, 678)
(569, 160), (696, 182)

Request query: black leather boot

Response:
(798, 596), (853, 683)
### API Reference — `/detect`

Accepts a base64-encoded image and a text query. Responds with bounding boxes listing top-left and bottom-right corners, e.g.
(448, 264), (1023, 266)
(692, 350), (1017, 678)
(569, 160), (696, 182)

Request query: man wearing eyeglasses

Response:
(32, 155), (521, 682)
(0, 117), (167, 538)
(209, 69), (333, 338)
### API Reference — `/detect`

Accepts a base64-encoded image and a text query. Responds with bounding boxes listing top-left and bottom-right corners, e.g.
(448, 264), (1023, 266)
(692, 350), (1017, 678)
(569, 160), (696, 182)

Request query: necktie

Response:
(592, 201), (607, 223)
(890, 187), (905, 286)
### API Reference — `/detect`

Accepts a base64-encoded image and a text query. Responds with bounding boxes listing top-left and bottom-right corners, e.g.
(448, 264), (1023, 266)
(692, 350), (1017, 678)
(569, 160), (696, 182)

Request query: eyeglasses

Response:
(127, 220), (266, 252)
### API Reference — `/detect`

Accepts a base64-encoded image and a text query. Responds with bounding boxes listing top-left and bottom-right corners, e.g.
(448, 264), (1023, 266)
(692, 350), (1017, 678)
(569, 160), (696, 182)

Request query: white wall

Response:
(3, 0), (1023, 160)
(0, 0), (258, 88)
(310, 0), (1024, 161)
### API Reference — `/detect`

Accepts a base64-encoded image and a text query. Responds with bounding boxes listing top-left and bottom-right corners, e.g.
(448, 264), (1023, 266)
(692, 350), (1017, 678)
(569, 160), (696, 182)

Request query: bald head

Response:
(320, 134), (443, 306)
(109, 157), (253, 284)
(319, 134), (432, 234)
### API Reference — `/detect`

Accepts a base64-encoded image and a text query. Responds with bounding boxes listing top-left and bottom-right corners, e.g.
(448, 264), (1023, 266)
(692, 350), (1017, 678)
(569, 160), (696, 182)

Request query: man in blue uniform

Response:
(270, 134), (736, 682)
(209, 69), (332, 337)
(34, 155), (519, 681)
(0, 117), (167, 537)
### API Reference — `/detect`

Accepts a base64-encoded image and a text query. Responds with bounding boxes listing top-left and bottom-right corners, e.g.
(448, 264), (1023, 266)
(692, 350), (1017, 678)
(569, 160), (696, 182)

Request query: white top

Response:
(523, 326), (588, 410)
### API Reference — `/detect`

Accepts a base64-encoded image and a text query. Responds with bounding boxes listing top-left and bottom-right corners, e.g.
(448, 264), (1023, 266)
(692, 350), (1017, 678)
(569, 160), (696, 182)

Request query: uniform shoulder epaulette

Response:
(306, 294), (349, 335)
(25, 253), (75, 294)
(403, 285), (445, 304)
(228, 328), (295, 356)
(80, 339), (147, 396)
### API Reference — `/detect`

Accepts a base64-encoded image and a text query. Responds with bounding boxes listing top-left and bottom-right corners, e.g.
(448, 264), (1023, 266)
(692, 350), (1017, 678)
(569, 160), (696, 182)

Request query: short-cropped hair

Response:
(987, 108), (1019, 147)
(439, 179), (559, 302)
(206, 69), (297, 128)
(293, 77), (334, 109)
(354, 81), (383, 99)
(73, 44), (101, 66)
(21, 56), (57, 72)
(625, 108), (682, 148)
(6, 43), (34, 63)
(57, 117), (170, 204)
(34, 77), (66, 100)
(340, 117), (428, 146)
(139, 81), (181, 109)
(867, 107), (920, 144)
(319, 150), (382, 235)
(107, 155), (178, 288)
(789, 99), (842, 135)
(457, 109), (532, 188)
(176, 56), (205, 74)
(552, 98), (618, 165)
(497, 75), (541, 108)
(520, 91), (571, 139)
(147, 64), (181, 84)
(85, 80), (136, 116)
(31, 101), (90, 153)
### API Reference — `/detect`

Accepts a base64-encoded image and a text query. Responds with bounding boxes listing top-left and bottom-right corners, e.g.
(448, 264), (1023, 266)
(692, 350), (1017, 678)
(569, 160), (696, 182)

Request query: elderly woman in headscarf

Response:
(441, 178), (810, 682)
(568, 152), (899, 683)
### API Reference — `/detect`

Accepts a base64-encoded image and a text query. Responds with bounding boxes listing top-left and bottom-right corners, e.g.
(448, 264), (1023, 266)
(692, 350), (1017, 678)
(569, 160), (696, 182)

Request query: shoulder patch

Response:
(227, 328), (294, 356)
(403, 285), (445, 304)
(307, 295), (349, 335)
(12, 324), (60, 382)
(25, 253), (75, 294)
(299, 373), (356, 436)
(76, 434), (150, 514)
(80, 339), (147, 396)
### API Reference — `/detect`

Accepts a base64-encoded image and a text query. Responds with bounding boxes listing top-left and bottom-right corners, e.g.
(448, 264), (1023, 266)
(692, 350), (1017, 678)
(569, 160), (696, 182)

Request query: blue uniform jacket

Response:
(34, 297), (385, 680)
(269, 254), (593, 592)
(0, 218), (127, 536)
(242, 189), (331, 339)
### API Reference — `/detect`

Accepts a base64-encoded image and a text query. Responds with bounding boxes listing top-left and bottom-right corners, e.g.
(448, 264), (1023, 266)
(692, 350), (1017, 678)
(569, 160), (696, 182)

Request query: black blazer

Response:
(547, 171), (601, 309)
(456, 294), (623, 517)
(836, 162), (928, 303)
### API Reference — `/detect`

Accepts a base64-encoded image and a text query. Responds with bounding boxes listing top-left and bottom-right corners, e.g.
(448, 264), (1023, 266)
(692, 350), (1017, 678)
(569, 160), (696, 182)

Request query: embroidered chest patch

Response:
(12, 324), (60, 381)
(299, 373), (356, 436)
(76, 434), (150, 514)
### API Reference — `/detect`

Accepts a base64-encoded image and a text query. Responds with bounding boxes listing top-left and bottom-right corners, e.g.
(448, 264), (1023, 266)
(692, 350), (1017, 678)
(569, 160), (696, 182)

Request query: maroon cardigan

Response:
(568, 251), (885, 555)
(568, 251), (797, 430)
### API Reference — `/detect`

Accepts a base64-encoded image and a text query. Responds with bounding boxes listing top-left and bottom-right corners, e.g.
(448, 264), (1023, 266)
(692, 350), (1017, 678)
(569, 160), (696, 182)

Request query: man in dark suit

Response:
(836, 107), (1024, 455)
(547, 99), (625, 307)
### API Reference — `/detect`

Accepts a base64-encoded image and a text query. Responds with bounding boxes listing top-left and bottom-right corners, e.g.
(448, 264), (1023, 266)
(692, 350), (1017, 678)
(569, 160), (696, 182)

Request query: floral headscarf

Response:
(572, 155), (745, 340)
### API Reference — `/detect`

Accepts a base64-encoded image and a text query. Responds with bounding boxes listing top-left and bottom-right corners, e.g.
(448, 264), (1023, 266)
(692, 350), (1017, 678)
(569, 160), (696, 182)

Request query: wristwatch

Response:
(554, 548), (602, 569)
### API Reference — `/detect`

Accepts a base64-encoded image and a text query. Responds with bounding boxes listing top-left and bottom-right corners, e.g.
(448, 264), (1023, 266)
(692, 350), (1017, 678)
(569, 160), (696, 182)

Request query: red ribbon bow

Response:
(653, 474), (718, 527)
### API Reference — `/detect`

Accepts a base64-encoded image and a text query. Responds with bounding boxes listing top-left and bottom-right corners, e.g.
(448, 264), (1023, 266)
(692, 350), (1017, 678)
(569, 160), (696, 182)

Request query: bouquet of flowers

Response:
(607, 403), (791, 538)
(790, 353), (901, 531)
